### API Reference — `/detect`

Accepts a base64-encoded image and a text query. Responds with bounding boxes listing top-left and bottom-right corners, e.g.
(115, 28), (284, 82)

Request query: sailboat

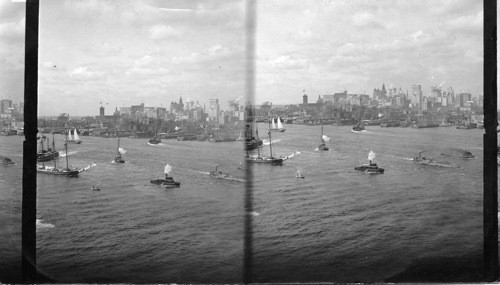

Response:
(37, 133), (59, 162)
(317, 125), (329, 151)
(65, 128), (82, 144)
(270, 117), (286, 132)
(246, 122), (284, 165)
(37, 132), (79, 177)
(112, 138), (125, 163)
(148, 119), (162, 145)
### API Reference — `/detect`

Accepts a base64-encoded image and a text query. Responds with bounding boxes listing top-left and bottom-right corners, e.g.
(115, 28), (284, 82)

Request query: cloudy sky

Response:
(0, 0), (486, 116)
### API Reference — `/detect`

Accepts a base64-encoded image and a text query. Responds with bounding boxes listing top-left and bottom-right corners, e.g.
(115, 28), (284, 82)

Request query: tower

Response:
(303, 94), (308, 105)
(99, 106), (105, 116)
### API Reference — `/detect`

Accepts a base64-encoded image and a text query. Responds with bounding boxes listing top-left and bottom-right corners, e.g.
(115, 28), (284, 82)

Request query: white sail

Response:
(73, 128), (80, 141)
(277, 117), (284, 129)
(67, 129), (73, 141)
(271, 118), (277, 130)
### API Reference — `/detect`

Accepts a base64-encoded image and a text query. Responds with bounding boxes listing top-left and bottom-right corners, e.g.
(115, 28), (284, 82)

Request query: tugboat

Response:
(37, 133), (60, 162)
(317, 125), (329, 151)
(245, 124), (263, 151)
(355, 151), (384, 174)
(150, 164), (180, 188)
(112, 138), (125, 163)
(352, 122), (365, 132)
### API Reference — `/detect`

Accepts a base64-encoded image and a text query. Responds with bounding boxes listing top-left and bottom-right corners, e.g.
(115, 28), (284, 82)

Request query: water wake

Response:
(262, 139), (282, 145)
(147, 143), (164, 146)
(36, 219), (54, 230)
(284, 150), (301, 160)
(59, 151), (78, 157)
(79, 162), (97, 172)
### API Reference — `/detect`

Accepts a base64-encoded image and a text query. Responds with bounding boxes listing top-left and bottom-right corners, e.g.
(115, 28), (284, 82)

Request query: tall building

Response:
(209, 98), (220, 125)
(99, 106), (105, 116)
(459, 93), (472, 107)
(303, 94), (308, 105)
(411, 85), (423, 109)
(0, 99), (12, 114)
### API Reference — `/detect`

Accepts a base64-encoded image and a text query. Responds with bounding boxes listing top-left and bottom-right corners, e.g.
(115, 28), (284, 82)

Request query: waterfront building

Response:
(131, 103), (145, 115)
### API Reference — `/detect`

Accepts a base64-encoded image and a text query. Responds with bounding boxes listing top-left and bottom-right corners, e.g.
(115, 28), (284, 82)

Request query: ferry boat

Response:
(413, 151), (457, 168)
(209, 165), (245, 182)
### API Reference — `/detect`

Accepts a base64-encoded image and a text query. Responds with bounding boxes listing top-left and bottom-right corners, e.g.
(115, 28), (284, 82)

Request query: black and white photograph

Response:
(0, 0), (495, 283)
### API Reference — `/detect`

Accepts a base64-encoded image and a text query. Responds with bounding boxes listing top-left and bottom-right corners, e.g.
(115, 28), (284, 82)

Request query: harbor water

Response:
(0, 125), (487, 282)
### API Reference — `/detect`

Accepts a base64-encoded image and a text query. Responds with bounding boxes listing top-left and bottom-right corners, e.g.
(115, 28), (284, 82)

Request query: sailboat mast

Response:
(268, 121), (273, 158)
(52, 133), (56, 150)
(65, 131), (69, 169)
(256, 124), (260, 157)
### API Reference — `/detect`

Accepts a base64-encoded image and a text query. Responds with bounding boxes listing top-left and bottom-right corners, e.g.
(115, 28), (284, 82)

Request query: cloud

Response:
(351, 12), (385, 29)
(271, 55), (308, 69)
(70, 67), (105, 81)
(149, 24), (182, 40)
(0, 16), (25, 40)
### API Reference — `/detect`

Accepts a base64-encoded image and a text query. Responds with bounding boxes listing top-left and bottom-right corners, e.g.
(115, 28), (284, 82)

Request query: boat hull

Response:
(37, 167), (79, 177)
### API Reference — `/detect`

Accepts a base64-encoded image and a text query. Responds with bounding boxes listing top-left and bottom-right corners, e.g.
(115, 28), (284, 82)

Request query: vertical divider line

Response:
(244, 0), (256, 283)
(22, 0), (39, 283)
(483, 0), (498, 281)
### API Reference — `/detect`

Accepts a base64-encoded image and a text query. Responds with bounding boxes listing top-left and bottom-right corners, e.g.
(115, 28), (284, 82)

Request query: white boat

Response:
(270, 117), (286, 132)
(66, 128), (82, 144)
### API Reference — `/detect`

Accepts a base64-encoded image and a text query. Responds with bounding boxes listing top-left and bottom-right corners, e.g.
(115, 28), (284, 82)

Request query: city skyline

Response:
(0, 0), (488, 116)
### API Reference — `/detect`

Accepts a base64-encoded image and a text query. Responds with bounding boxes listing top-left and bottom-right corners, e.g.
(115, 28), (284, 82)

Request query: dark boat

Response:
(148, 135), (161, 144)
(352, 122), (365, 132)
(150, 174), (181, 188)
(317, 125), (329, 151)
(209, 165), (245, 182)
(413, 151), (456, 167)
(244, 125), (263, 151)
(0, 156), (14, 165)
(37, 133), (79, 177)
(246, 122), (284, 165)
(441, 148), (475, 159)
(151, 164), (180, 188)
(112, 138), (125, 163)
(37, 134), (59, 162)
(355, 151), (384, 174)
